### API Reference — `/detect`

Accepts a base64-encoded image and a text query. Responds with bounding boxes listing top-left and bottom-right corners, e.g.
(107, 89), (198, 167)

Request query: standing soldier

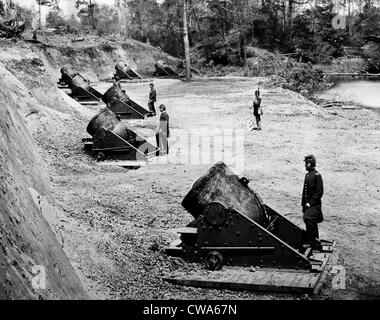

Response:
(148, 83), (157, 116)
(156, 104), (170, 156)
(302, 154), (324, 249)
(253, 88), (263, 130)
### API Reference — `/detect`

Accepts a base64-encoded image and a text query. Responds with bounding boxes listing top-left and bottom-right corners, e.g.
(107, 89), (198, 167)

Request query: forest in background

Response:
(1, 0), (380, 88)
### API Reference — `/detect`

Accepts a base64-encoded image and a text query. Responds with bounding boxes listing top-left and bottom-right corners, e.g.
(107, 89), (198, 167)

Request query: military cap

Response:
(304, 154), (316, 166)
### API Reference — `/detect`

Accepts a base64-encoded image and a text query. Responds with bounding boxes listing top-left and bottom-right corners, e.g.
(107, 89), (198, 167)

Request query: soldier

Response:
(253, 88), (263, 130)
(302, 154), (324, 249)
(156, 104), (170, 156)
(148, 83), (157, 116)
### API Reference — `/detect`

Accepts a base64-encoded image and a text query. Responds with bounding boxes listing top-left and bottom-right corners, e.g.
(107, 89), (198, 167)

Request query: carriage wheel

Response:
(204, 251), (223, 271)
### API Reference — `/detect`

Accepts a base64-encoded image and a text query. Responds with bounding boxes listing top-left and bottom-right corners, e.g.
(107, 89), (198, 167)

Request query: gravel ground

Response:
(35, 77), (379, 300)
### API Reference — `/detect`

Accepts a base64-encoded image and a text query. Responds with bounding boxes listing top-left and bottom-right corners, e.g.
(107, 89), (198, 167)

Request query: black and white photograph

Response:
(0, 0), (379, 310)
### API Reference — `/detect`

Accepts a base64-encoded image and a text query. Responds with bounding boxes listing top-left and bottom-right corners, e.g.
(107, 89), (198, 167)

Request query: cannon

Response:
(58, 64), (82, 86)
(153, 60), (179, 77)
(58, 64), (102, 104)
(83, 108), (158, 161)
(102, 82), (151, 119)
(165, 162), (333, 271)
(114, 62), (141, 80)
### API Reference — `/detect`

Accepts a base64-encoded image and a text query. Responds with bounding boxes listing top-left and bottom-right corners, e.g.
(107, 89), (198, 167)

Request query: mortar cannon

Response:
(84, 108), (158, 161)
(102, 82), (151, 119)
(59, 64), (81, 86)
(154, 60), (179, 77)
(58, 64), (102, 104)
(114, 62), (141, 80)
(165, 162), (333, 271)
(102, 81), (130, 105)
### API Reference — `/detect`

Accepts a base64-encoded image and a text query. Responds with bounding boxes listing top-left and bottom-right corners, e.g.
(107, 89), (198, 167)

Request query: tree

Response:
(35, 0), (58, 28)
(76, 0), (95, 30)
(46, 10), (65, 28)
(96, 5), (121, 35)
(0, 0), (26, 38)
(183, 0), (191, 79)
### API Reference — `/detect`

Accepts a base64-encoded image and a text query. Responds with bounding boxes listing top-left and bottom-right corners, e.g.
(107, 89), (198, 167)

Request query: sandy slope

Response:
(0, 66), (88, 300)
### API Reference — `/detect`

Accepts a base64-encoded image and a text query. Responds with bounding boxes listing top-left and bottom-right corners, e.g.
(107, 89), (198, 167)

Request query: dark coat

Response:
(149, 88), (157, 102)
(302, 169), (324, 222)
(159, 111), (169, 137)
(253, 97), (262, 116)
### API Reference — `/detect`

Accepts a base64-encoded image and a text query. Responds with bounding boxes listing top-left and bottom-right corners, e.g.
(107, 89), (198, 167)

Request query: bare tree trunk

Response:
(236, 0), (246, 65)
(183, 0), (191, 80)
(39, 2), (41, 30)
(90, 0), (95, 30)
(2, 0), (8, 13)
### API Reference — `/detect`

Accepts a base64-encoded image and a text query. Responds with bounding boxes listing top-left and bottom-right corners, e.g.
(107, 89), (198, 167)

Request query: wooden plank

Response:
(257, 267), (310, 274)
(311, 253), (331, 294)
(97, 160), (146, 168)
(163, 258), (331, 295)
(297, 273), (317, 291)
(177, 227), (197, 234)
(79, 101), (100, 106)
(164, 275), (310, 294)
(286, 272), (304, 288)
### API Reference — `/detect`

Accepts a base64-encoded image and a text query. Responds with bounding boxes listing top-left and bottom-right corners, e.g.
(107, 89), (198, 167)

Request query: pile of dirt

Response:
(19, 32), (181, 81)
(0, 67), (88, 299)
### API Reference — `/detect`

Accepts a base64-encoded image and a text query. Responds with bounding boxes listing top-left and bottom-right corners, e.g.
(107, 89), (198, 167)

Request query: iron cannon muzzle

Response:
(102, 81), (130, 105)
(114, 62), (141, 80)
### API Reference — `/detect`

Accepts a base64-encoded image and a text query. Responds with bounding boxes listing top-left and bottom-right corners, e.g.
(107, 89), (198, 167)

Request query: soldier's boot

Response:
(257, 120), (262, 130)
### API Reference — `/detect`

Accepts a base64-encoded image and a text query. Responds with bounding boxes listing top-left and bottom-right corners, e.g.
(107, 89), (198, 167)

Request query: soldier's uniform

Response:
(253, 89), (262, 130)
(156, 106), (169, 156)
(148, 86), (157, 115)
(302, 155), (324, 248)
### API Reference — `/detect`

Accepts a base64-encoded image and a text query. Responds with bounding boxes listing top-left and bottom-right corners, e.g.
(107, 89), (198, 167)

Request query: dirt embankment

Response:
(28, 34), (180, 81)
(0, 64), (88, 299)
(0, 36), (181, 299)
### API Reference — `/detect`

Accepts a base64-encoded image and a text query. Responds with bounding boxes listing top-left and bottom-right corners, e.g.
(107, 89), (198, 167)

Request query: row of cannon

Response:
(58, 63), (334, 295)
(58, 64), (158, 162)
(58, 59), (194, 162)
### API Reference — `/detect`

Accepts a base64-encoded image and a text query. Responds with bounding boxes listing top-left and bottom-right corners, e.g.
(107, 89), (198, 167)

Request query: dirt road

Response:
(44, 78), (379, 299)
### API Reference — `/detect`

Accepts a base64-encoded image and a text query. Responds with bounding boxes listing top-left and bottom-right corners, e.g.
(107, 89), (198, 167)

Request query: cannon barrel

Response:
(86, 108), (134, 142)
(182, 162), (268, 226)
(60, 64), (79, 84)
(155, 60), (167, 69)
(154, 60), (179, 77)
(102, 82), (130, 105)
(70, 74), (90, 95)
(115, 62), (130, 73)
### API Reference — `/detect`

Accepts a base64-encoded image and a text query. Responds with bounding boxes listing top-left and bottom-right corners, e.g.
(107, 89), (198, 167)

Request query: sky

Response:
(13, 0), (115, 8)
(11, 0), (117, 21)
